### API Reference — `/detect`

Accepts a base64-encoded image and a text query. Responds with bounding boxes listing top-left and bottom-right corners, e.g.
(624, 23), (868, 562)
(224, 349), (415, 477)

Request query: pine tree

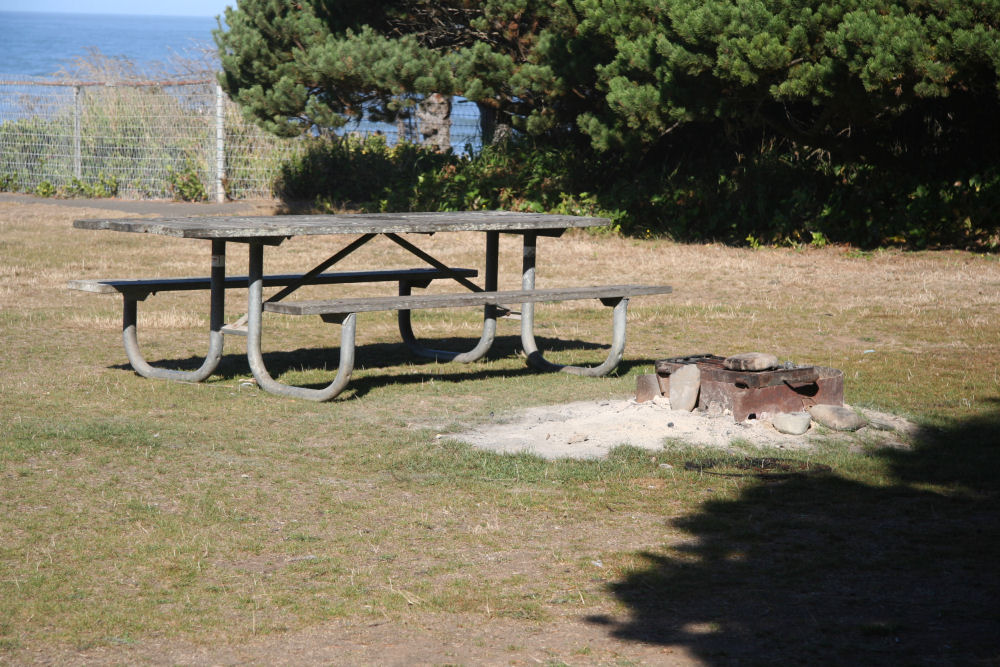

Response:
(214, 0), (583, 143)
(574, 0), (1000, 161)
(216, 0), (1000, 161)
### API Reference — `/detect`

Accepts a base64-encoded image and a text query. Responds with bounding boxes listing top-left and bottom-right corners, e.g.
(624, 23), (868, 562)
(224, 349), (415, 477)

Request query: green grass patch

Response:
(1, 201), (998, 662)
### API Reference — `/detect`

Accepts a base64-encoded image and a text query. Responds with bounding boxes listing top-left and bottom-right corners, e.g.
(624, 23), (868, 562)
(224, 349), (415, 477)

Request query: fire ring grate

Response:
(683, 456), (832, 479)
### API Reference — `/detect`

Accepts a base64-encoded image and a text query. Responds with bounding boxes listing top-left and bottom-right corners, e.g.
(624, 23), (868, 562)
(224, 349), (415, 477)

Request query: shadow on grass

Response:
(588, 399), (1000, 664)
(111, 334), (652, 397)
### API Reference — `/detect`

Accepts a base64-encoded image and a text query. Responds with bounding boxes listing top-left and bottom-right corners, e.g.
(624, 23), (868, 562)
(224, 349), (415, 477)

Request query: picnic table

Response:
(70, 211), (671, 400)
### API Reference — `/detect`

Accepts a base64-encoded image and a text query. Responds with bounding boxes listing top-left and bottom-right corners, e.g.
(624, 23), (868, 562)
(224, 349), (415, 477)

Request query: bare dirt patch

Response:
(20, 614), (701, 666)
(448, 397), (915, 459)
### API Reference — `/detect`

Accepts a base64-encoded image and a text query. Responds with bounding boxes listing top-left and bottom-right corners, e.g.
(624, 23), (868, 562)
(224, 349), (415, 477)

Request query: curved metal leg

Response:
(121, 239), (225, 382)
(397, 229), (499, 363)
(398, 283), (497, 363)
(245, 242), (356, 401)
(123, 299), (224, 382)
(519, 231), (627, 376)
(521, 297), (630, 376)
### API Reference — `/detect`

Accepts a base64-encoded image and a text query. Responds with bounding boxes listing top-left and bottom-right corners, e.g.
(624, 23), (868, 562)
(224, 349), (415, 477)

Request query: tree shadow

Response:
(588, 399), (1000, 664)
(111, 334), (652, 398)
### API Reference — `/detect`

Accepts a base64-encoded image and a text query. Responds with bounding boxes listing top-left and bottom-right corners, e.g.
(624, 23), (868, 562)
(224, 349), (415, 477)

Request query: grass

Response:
(0, 198), (998, 663)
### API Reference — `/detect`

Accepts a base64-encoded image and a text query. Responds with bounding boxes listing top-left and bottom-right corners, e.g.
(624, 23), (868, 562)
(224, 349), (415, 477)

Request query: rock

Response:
(668, 364), (700, 412)
(771, 411), (812, 435)
(635, 374), (662, 403)
(809, 404), (868, 431)
(723, 352), (780, 371)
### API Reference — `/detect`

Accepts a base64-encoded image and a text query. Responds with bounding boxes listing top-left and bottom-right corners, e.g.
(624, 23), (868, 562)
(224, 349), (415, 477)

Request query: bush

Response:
(34, 181), (56, 198)
(584, 132), (1000, 249)
(270, 129), (999, 250)
(166, 159), (208, 202)
(274, 134), (451, 210)
(62, 173), (120, 198)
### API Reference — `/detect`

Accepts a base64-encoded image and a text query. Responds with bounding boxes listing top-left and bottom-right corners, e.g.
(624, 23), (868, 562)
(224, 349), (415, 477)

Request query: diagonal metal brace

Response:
(384, 233), (484, 293)
(224, 233), (376, 333)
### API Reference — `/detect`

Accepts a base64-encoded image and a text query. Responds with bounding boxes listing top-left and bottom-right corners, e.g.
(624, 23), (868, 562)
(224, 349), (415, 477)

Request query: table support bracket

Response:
(223, 234), (376, 334)
(384, 233), (485, 294)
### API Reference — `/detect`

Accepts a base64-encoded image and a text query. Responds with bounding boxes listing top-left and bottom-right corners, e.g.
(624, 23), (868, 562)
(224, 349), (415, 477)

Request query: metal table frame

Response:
(74, 212), (626, 397)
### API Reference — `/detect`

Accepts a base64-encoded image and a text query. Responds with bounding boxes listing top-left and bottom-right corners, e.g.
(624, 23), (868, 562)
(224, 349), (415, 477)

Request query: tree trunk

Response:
(417, 93), (452, 152)
(477, 102), (511, 147)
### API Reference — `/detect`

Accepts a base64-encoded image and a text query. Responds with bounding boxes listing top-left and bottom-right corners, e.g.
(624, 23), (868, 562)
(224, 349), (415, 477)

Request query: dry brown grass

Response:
(1, 197), (999, 665)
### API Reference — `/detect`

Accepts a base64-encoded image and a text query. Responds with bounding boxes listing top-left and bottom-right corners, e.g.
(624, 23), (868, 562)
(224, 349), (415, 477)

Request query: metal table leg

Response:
(122, 239), (225, 382)
(398, 230), (498, 362)
(519, 232), (629, 376)
(245, 242), (356, 401)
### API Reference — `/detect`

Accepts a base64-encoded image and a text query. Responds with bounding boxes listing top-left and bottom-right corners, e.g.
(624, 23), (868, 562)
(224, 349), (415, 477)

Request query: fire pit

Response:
(653, 354), (844, 422)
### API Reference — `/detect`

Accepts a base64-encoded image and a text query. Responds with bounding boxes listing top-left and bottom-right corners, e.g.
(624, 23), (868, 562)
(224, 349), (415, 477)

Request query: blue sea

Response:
(0, 10), (482, 149)
(0, 11), (220, 77)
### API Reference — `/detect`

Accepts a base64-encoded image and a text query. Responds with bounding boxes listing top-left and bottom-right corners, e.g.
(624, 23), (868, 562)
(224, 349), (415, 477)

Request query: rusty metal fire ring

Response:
(683, 456), (832, 479)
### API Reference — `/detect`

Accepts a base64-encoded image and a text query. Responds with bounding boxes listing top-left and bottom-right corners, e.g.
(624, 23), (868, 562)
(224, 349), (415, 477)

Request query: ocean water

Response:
(0, 11), (220, 77)
(0, 10), (482, 149)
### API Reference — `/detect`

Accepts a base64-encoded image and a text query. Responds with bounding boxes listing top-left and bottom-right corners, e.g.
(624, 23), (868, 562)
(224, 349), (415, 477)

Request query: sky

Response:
(0, 1), (234, 17)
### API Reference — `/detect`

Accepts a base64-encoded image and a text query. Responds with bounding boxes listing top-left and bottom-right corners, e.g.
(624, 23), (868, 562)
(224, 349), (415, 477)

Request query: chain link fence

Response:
(0, 75), (482, 201)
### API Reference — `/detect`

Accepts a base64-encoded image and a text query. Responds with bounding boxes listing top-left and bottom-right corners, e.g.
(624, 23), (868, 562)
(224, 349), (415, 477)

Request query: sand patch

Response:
(449, 397), (913, 459)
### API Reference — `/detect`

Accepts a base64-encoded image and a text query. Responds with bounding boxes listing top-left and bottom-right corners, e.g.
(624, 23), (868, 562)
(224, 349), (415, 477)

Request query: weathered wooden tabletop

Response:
(73, 211), (610, 239)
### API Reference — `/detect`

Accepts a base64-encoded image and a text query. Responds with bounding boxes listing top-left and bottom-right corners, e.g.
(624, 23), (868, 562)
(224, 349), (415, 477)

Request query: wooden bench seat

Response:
(248, 283), (672, 400)
(263, 284), (672, 316)
(68, 267), (478, 300)
(68, 267), (478, 385)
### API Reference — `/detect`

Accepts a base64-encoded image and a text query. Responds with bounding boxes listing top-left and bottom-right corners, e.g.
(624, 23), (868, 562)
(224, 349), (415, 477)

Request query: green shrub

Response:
(62, 173), (120, 198)
(269, 128), (999, 250)
(34, 181), (56, 198)
(274, 135), (624, 230)
(274, 134), (450, 210)
(166, 159), (208, 202)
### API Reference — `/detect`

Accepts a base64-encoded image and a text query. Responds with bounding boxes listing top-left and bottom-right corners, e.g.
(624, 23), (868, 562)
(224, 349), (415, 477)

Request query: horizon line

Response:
(0, 8), (229, 19)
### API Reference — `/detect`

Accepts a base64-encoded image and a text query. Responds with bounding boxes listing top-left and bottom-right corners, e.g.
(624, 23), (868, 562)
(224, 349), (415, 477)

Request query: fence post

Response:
(214, 82), (225, 203)
(73, 85), (82, 179)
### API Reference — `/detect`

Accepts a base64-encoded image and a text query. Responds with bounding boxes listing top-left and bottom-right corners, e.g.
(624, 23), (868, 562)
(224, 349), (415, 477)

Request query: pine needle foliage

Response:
(215, 1), (1000, 248)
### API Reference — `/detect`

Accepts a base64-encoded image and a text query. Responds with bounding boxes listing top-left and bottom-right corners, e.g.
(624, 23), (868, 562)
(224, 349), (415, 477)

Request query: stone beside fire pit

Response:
(722, 352), (780, 372)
